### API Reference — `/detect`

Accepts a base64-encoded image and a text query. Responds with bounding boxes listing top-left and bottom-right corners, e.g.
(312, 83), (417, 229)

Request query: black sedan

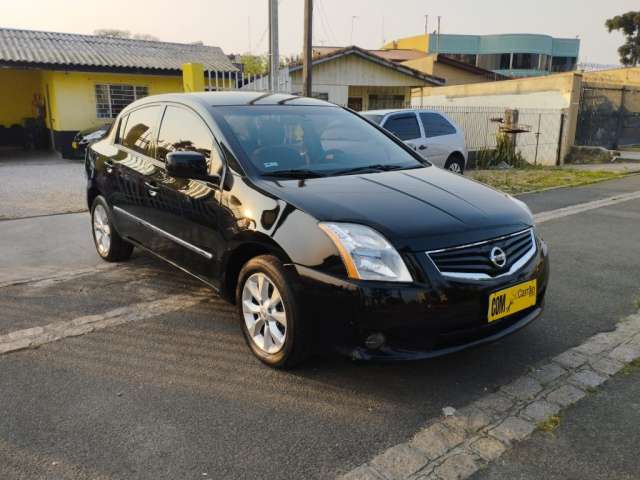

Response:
(71, 123), (111, 158)
(85, 92), (549, 368)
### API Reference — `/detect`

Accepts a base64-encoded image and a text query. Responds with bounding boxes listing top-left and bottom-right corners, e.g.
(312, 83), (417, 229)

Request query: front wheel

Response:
(91, 196), (133, 262)
(236, 255), (310, 369)
(445, 154), (465, 174)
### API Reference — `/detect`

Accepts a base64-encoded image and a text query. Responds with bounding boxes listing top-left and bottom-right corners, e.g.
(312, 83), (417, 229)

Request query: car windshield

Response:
(215, 106), (426, 177)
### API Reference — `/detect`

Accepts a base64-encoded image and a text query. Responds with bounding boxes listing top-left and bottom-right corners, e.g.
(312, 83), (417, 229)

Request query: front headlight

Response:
(318, 222), (412, 282)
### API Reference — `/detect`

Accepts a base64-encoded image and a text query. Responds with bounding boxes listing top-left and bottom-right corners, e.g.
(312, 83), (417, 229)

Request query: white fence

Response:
(403, 104), (565, 165)
(205, 67), (291, 93)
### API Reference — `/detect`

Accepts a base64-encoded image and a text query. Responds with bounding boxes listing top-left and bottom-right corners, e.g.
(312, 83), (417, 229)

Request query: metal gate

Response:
(576, 85), (640, 148)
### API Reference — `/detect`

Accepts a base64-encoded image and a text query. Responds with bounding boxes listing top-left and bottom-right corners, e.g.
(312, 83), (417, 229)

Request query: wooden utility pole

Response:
(268, 0), (279, 92)
(302, 0), (313, 97)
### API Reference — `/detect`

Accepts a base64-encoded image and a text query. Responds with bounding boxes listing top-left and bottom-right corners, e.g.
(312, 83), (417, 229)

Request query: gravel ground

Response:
(0, 149), (86, 220)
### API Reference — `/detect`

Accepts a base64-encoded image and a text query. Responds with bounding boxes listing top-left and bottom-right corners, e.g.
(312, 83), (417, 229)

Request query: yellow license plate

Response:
(72, 141), (78, 149)
(488, 279), (537, 322)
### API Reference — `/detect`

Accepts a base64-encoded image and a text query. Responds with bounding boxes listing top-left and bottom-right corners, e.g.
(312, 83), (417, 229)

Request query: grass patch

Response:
(635, 293), (640, 310)
(620, 145), (640, 153)
(469, 168), (624, 195)
(538, 415), (561, 433)
(620, 358), (640, 376)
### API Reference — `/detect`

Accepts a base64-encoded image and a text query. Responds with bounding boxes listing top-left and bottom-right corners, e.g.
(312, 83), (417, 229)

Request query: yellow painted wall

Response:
(0, 69), (44, 126)
(382, 34), (429, 52)
(401, 55), (490, 86)
(416, 71), (578, 103)
(182, 63), (205, 92)
(44, 70), (183, 131)
(582, 67), (640, 86)
(2, 66), (234, 134)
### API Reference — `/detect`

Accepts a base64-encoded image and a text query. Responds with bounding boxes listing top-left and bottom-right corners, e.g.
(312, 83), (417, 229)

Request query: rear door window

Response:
(419, 112), (457, 138)
(383, 114), (421, 140)
(121, 106), (161, 157)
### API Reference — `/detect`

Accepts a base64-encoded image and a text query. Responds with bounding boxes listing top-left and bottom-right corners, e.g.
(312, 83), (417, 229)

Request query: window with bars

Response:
(95, 84), (149, 119)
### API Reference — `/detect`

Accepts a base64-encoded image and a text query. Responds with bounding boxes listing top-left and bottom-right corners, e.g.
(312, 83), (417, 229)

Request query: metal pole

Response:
(614, 87), (626, 149)
(269, 0), (279, 92)
(303, 0), (313, 97)
(534, 113), (542, 165)
(556, 113), (565, 165)
(424, 15), (428, 36)
(436, 16), (441, 54)
(268, 0), (272, 91)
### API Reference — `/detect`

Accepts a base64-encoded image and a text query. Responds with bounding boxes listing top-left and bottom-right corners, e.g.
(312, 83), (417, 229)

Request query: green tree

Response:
(280, 54), (302, 67)
(605, 11), (640, 66)
(94, 29), (159, 42)
(132, 33), (159, 41)
(94, 29), (131, 38)
(241, 54), (268, 75)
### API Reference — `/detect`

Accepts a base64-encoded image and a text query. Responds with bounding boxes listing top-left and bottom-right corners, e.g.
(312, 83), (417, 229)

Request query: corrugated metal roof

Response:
(0, 28), (238, 72)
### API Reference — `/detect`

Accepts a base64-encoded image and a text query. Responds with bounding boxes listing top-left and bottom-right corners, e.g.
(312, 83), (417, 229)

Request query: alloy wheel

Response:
(241, 272), (287, 354)
(448, 162), (462, 174)
(92, 204), (112, 257)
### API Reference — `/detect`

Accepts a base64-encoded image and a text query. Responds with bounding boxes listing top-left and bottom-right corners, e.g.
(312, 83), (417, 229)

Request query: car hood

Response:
(256, 166), (533, 251)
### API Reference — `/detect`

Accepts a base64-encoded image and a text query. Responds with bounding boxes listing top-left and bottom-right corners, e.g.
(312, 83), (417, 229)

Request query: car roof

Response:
(128, 91), (336, 110)
(362, 108), (445, 116)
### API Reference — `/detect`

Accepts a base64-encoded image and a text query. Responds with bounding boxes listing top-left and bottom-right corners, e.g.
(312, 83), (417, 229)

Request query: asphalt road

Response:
(1, 176), (640, 479)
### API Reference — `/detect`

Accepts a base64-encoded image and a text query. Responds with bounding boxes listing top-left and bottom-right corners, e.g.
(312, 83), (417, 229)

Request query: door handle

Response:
(418, 145), (427, 150)
(144, 181), (160, 197)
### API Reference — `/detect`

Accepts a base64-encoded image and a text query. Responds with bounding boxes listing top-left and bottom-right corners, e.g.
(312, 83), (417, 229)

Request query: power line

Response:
(316, 0), (338, 46)
(254, 0), (286, 53)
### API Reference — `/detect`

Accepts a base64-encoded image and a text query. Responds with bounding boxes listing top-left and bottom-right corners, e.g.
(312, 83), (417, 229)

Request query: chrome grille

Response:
(427, 229), (536, 280)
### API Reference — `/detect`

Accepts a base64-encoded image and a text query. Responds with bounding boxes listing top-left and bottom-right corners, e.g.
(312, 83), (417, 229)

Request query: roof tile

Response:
(0, 28), (238, 72)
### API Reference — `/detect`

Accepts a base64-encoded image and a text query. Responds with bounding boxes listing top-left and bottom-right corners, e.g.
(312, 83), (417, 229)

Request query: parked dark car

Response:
(85, 92), (549, 368)
(72, 123), (111, 158)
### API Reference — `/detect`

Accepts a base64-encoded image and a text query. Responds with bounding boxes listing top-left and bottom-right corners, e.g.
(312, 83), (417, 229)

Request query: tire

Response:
(444, 153), (465, 174)
(236, 255), (310, 369)
(90, 196), (134, 262)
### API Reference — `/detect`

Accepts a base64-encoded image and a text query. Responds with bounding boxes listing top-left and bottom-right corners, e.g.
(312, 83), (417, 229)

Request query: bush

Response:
(475, 134), (526, 169)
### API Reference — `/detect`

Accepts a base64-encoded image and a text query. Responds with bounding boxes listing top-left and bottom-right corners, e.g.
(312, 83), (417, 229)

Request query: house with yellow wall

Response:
(312, 46), (506, 88)
(0, 28), (238, 157)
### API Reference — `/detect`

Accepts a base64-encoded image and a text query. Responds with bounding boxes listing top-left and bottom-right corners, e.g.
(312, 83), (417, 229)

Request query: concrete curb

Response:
(339, 310), (640, 480)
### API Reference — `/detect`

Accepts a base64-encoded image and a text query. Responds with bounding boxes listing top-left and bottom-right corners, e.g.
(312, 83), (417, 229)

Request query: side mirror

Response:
(166, 151), (215, 181)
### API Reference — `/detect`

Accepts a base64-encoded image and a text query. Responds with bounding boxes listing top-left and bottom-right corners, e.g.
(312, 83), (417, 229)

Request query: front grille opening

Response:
(428, 230), (535, 278)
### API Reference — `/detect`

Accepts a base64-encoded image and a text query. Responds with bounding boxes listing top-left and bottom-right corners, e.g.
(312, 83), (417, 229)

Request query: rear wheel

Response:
(445, 153), (465, 174)
(91, 196), (133, 262)
(236, 255), (310, 368)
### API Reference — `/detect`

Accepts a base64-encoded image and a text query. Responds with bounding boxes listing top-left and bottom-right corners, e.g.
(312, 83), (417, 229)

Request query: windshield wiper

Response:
(332, 164), (416, 176)
(261, 169), (327, 179)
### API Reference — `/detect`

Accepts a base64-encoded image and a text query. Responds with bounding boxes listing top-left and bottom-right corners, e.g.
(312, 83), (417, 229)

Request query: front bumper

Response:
(292, 238), (549, 360)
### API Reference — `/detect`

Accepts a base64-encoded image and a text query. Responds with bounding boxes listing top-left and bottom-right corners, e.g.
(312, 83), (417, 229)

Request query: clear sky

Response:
(1, 0), (636, 64)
